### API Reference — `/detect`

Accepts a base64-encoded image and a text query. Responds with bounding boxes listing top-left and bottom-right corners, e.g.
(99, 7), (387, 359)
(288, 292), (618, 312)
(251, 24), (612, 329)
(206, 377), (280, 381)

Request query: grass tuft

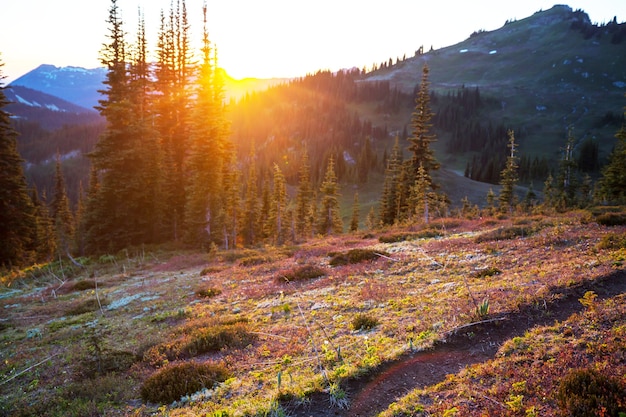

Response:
(276, 264), (326, 283)
(351, 313), (379, 331)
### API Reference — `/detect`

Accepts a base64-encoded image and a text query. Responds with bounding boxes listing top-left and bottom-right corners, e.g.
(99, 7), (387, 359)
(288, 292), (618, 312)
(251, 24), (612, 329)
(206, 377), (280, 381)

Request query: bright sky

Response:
(2, 0), (626, 83)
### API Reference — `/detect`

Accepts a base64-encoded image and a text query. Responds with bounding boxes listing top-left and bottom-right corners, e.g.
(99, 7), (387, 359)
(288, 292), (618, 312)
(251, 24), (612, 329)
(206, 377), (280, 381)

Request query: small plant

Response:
(557, 368), (625, 417)
(475, 298), (490, 319)
(277, 264), (326, 283)
(239, 255), (272, 267)
(475, 226), (534, 243)
(328, 382), (349, 409)
(66, 298), (105, 316)
(351, 313), (379, 331)
(140, 362), (231, 404)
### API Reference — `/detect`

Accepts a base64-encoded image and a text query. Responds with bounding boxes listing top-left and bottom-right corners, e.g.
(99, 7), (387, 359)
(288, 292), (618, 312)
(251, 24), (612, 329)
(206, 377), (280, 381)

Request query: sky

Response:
(2, 0), (626, 84)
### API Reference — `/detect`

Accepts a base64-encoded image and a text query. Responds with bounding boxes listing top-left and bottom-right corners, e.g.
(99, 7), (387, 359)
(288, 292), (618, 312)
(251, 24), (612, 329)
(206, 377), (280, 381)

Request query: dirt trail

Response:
(284, 271), (626, 417)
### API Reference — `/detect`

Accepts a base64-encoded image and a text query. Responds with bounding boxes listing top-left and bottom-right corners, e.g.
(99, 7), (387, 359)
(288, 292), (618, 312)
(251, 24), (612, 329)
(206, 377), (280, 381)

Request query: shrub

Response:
(471, 267), (502, 278)
(329, 249), (390, 267)
(597, 232), (626, 250)
(66, 298), (104, 316)
(277, 264), (326, 283)
(141, 362), (231, 404)
(596, 212), (626, 226)
(239, 255), (272, 267)
(556, 368), (625, 417)
(195, 285), (222, 298)
(180, 322), (255, 358)
(351, 313), (379, 331)
(474, 226), (532, 243)
(71, 280), (97, 291)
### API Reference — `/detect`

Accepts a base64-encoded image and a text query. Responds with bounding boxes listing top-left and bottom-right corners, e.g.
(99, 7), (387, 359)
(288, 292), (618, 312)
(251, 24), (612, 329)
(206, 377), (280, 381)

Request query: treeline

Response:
(570, 10), (626, 44)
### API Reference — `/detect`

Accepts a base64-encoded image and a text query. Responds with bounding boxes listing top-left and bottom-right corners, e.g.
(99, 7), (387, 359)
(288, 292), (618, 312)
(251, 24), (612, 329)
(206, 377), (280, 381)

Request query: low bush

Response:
(66, 298), (105, 316)
(71, 279), (97, 291)
(329, 249), (390, 266)
(378, 230), (440, 244)
(141, 361), (231, 404)
(351, 313), (379, 331)
(471, 267), (502, 278)
(180, 322), (255, 357)
(195, 285), (222, 298)
(474, 226), (533, 243)
(556, 368), (625, 417)
(596, 212), (626, 226)
(239, 255), (272, 267)
(277, 264), (326, 283)
(596, 232), (626, 250)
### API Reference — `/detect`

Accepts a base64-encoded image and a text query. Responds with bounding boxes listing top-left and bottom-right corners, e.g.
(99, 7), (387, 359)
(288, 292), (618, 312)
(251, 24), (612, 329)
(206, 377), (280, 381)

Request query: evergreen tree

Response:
(295, 149), (314, 240)
(31, 189), (56, 263)
(155, 0), (194, 241)
(598, 105), (626, 203)
(379, 137), (403, 225)
(267, 164), (288, 245)
(0, 59), (37, 267)
(51, 154), (74, 256)
(221, 157), (242, 250)
(184, 4), (230, 247)
(406, 64), (440, 189)
(555, 128), (579, 208)
(350, 192), (360, 232)
(408, 162), (433, 223)
(242, 147), (260, 246)
(317, 156), (343, 235)
(498, 130), (519, 213)
(366, 207), (377, 231)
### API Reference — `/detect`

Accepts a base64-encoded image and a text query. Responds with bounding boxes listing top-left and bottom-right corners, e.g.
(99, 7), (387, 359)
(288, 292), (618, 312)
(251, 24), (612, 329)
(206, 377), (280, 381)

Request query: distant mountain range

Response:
(10, 64), (107, 110)
(4, 85), (101, 130)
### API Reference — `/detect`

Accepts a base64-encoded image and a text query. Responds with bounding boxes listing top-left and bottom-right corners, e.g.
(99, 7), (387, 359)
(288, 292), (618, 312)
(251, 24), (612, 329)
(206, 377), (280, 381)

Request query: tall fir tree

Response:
(267, 164), (288, 245)
(51, 154), (74, 256)
(379, 137), (403, 225)
(407, 64), (440, 188)
(0, 58), (37, 267)
(184, 4), (230, 247)
(155, 0), (194, 241)
(498, 130), (519, 213)
(317, 156), (343, 235)
(31, 189), (56, 262)
(408, 162), (433, 223)
(597, 103), (626, 203)
(242, 146), (261, 246)
(295, 149), (314, 240)
(350, 192), (360, 232)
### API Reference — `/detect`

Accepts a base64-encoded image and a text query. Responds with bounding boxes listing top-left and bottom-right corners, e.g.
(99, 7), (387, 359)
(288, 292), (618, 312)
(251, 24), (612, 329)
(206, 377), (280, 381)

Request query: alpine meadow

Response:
(2, 1), (626, 416)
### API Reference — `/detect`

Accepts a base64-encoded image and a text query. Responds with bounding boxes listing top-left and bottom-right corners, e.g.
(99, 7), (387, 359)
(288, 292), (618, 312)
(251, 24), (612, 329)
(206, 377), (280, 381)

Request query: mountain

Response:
(10, 64), (107, 110)
(4, 85), (101, 130)
(364, 5), (626, 170)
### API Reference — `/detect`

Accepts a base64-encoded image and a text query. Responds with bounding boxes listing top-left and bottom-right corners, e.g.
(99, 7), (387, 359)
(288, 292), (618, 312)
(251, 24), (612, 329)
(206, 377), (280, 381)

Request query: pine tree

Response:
(51, 154), (74, 256)
(365, 207), (377, 231)
(0, 59), (37, 267)
(498, 130), (519, 213)
(555, 128), (579, 208)
(155, 0), (194, 241)
(350, 192), (360, 232)
(242, 147), (260, 246)
(295, 149), (314, 240)
(379, 137), (403, 225)
(31, 189), (56, 262)
(221, 157), (241, 250)
(407, 64), (440, 189)
(317, 156), (343, 235)
(598, 105), (626, 203)
(184, 4), (230, 247)
(408, 162), (433, 223)
(267, 164), (288, 245)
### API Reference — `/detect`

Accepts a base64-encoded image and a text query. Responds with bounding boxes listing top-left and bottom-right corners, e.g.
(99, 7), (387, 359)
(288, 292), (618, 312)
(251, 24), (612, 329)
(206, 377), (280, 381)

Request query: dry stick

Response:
(0, 352), (61, 386)
(445, 317), (507, 336)
(374, 252), (399, 262)
(95, 277), (105, 315)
